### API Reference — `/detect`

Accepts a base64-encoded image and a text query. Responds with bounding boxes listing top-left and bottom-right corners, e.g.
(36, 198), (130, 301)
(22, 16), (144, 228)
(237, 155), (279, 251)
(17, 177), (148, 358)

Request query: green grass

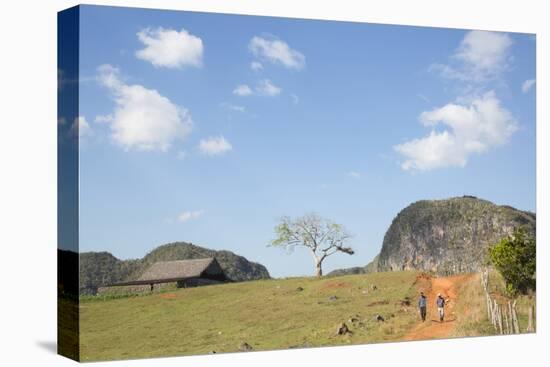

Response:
(80, 271), (421, 361)
(487, 270), (536, 333)
(80, 284), (178, 302)
(451, 270), (536, 337)
(451, 274), (497, 337)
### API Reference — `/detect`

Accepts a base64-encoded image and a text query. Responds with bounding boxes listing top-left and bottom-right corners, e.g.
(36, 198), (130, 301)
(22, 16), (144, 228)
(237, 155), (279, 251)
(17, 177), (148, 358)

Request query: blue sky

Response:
(73, 5), (536, 278)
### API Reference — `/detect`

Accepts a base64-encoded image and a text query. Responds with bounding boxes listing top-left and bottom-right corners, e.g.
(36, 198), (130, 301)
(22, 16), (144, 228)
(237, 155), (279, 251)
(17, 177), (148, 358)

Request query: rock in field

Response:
(336, 323), (350, 335)
(239, 342), (253, 352)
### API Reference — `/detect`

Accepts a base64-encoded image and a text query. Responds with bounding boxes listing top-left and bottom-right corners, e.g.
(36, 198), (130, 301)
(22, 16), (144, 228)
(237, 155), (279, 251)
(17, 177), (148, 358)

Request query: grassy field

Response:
(451, 270), (536, 337)
(78, 269), (536, 361)
(80, 271), (422, 361)
(450, 274), (496, 337)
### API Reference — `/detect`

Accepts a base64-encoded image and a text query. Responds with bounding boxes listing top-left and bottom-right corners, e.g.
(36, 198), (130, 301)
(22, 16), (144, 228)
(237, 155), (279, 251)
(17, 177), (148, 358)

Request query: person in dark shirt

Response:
(418, 292), (427, 322)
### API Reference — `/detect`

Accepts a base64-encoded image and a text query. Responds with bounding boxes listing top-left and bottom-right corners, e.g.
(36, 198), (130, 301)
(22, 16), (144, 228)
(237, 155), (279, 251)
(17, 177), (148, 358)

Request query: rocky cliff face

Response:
(376, 196), (535, 274)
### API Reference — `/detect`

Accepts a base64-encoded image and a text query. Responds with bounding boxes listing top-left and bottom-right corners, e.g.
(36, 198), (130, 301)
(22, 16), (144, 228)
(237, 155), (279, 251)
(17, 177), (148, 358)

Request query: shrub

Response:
(489, 228), (536, 295)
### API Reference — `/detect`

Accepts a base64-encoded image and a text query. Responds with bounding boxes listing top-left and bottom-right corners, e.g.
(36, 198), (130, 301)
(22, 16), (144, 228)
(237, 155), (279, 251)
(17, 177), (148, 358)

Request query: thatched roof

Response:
(139, 258), (217, 281)
(111, 258), (227, 286)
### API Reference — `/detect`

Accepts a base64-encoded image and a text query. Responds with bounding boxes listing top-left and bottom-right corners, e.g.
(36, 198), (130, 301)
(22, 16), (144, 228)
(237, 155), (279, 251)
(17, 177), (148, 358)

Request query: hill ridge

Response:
(329, 196), (535, 276)
(79, 242), (270, 295)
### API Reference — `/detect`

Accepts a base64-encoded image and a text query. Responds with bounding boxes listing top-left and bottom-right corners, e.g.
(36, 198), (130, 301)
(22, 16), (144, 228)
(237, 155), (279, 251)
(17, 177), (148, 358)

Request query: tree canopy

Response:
(489, 227), (536, 295)
(270, 213), (354, 276)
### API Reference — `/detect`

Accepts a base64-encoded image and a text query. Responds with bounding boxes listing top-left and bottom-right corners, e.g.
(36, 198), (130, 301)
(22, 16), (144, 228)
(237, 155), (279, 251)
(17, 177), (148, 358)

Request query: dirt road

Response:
(404, 273), (474, 341)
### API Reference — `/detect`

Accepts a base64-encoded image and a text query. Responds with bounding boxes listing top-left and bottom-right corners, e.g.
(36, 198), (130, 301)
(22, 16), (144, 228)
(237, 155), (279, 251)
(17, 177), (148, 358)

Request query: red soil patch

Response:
(412, 273), (433, 291)
(321, 281), (352, 290)
(159, 293), (177, 300)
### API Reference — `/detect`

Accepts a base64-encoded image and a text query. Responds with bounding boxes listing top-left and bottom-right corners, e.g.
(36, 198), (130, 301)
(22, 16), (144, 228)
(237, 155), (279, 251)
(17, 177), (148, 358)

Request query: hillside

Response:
(79, 242), (270, 295)
(79, 271), (421, 361)
(331, 196), (535, 276)
(377, 196), (535, 274)
(328, 255), (379, 277)
(78, 270), (535, 361)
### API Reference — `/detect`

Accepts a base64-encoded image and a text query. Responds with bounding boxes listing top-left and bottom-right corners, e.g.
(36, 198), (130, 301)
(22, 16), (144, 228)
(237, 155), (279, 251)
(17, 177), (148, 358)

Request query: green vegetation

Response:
(376, 196), (535, 275)
(80, 242), (270, 295)
(79, 252), (140, 295)
(75, 197), (537, 360)
(79, 268), (537, 361)
(328, 254), (379, 277)
(489, 228), (536, 295)
(450, 274), (496, 337)
(270, 213), (354, 277)
(487, 270), (536, 330)
(451, 270), (536, 337)
(80, 271), (420, 361)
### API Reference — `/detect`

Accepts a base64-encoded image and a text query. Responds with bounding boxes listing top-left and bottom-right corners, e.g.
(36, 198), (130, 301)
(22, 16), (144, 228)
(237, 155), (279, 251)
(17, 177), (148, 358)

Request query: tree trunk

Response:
(315, 259), (323, 277)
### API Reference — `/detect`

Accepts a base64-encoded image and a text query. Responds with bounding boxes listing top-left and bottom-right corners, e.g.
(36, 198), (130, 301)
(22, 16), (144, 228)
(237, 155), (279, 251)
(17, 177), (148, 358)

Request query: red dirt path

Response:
(404, 273), (474, 341)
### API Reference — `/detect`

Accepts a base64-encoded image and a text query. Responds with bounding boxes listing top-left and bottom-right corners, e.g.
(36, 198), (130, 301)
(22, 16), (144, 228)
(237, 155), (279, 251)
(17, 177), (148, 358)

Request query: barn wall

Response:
(176, 278), (223, 288)
(97, 282), (176, 295)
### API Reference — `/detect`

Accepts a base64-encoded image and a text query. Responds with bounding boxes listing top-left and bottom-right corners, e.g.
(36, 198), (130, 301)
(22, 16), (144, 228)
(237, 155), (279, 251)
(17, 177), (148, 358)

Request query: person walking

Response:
(418, 292), (427, 322)
(436, 293), (445, 322)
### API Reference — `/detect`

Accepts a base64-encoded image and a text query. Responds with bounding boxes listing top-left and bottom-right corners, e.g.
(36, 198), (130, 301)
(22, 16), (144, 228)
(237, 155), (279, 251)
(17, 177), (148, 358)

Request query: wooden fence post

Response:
(512, 300), (520, 333)
(526, 305), (534, 332)
(485, 293), (492, 320)
(498, 304), (504, 334)
(503, 305), (510, 334)
(492, 299), (499, 331)
(481, 269), (526, 335)
(508, 302), (513, 334)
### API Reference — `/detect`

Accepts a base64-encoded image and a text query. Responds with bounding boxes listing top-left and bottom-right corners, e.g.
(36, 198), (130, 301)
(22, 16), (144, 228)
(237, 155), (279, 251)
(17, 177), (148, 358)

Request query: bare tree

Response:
(270, 213), (354, 277)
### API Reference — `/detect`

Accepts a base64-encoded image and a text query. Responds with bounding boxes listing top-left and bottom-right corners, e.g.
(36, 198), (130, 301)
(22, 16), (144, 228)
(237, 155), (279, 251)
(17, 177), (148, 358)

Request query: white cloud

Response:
(394, 92), (517, 171)
(233, 84), (253, 96)
(250, 61), (263, 71)
(290, 93), (299, 105)
(249, 36), (305, 70)
(135, 27), (203, 69)
(221, 102), (245, 112)
(521, 79), (536, 93)
(198, 136), (233, 156)
(177, 210), (205, 223)
(98, 64), (193, 151)
(233, 80), (281, 97)
(256, 79), (281, 96)
(69, 116), (92, 139)
(94, 114), (113, 124)
(455, 31), (512, 71)
(348, 171), (361, 179)
(432, 30), (513, 82)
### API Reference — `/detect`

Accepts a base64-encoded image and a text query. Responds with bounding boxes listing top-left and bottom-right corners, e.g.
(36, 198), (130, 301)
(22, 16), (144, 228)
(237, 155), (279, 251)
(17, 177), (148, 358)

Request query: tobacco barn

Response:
(98, 257), (229, 294)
